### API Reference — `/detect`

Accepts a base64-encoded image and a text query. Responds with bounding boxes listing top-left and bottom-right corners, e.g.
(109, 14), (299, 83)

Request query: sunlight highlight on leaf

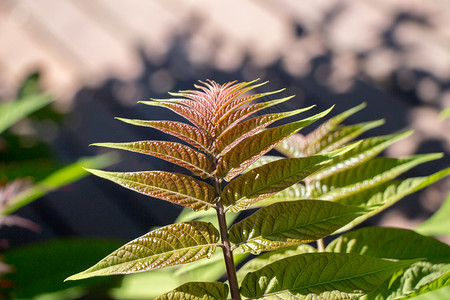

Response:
(65, 222), (220, 280)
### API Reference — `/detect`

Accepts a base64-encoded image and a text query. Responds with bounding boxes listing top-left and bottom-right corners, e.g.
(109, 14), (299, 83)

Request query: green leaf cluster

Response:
(66, 80), (450, 299)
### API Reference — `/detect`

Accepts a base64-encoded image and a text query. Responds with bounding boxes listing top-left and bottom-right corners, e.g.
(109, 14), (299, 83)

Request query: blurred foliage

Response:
(0, 74), (119, 299)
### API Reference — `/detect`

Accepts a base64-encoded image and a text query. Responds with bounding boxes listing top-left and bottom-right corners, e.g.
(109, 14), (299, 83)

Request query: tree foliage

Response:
(66, 80), (450, 299)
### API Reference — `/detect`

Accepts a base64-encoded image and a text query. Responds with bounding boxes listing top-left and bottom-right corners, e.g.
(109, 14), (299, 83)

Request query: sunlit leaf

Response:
(116, 119), (212, 153)
(216, 107), (333, 181)
(86, 169), (216, 211)
(415, 194), (450, 236)
(251, 183), (306, 207)
(333, 168), (450, 234)
(139, 101), (214, 136)
(222, 155), (333, 211)
(309, 153), (443, 199)
(404, 273), (450, 299)
(215, 106), (314, 156)
(275, 133), (306, 158)
(65, 222), (220, 280)
(214, 95), (295, 137)
(229, 200), (365, 254)
(92, 141), (214, 178)
(327, 227), (450, 299)
(304, 119), (384, 156)
(236, 244), (317, 284)
(240, 252), (420, 299)
(301, 102), (368, 155)
(150, 98), (214, 122)
(311, 130), (413, 180)
(155, 281), (228, 300)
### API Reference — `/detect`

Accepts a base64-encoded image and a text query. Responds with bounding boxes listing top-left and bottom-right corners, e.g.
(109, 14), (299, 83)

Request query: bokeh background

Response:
(1, 0), (449, 286)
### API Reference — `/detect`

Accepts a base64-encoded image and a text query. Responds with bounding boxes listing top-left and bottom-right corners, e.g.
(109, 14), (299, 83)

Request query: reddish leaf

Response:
(92, 141), (214, 178)
(215, 107), (333, 181)
(221, 155), (333, 211)
(214, 96), (295, 138)
(150, 98), (214, 122)
(116, 118), (212, 153)
(139, 101), (214, 136)
(86, 169), (216, 211)
(214, 106), (314, 156)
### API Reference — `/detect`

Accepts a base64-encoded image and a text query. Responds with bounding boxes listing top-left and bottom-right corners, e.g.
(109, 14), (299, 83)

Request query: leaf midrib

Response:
(234, 211), (362, 246)
(246, 259), (415, 299)
(111, 172), (216, 208)
(87, 242), (219, 275)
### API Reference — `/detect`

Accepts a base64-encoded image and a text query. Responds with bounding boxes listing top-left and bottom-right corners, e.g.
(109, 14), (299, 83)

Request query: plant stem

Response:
(217, 201), (241, 300)
(317, 238), (325, 252)
(214, 176), (241, 300)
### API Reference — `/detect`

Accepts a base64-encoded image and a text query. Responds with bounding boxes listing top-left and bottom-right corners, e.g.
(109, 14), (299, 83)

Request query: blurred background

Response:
(1, 0), (449, 299)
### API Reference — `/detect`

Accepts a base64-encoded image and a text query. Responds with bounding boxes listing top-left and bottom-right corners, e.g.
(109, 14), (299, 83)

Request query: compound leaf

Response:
(214, 106), (313, 156)
(304, 119), (384, 156)
(155, 281), (229, 300)
(116, 119), (212, 153)
(311, 130), (413, 181)
(301, 102), (367, 154)
(86, 169), (216, 211)
(229, 200), (365, 254)
(216, 107), (333, 181)
(139, 101), (214, 135)
(65, 222), (220, 280)
(215, 96), (295, 139)
(222, 155), (333, 211)
(327, 227), (450, 299)
(240, 252), (419, 299)
(92, 141), (214, 178)
(334, 168), (450, 234)
(236, 244), (317, 284)
(310, 153), (443, 200)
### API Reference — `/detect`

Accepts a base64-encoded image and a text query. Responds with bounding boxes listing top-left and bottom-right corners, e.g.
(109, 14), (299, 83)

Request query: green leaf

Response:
(214, 105), (313, 156)
(243, 155), (284, 173)
(304, 119), (384, 156)
(415, 194), (450, 236)
(2, 238), (123, 299)
(155, 282), (229, 300)
(3, 152), (119, 215)
(216, 106), (333, 181)
(404, 273), (450, 299)
(326, 227), (450, 299)
(65, 222), (220, 280)
(222, 155), (333, 211)
(0, 80), (53, 134)
(275, 103), (367, 158)
(240, 252), (420, 299)
(116, 119), (212, 153)
(301, 102), (368, 155)
(311, 130), (413, 181)
(327, 227), (450, 262)
(92, 141), (214, 178)
(228, 200), (366, 254)
(86, 169), (216, 211)
(333, 168), (450, 234)
(310, 153), (443, 200)
(250, 183), (306, 207)
(236, 244), (317, 284)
